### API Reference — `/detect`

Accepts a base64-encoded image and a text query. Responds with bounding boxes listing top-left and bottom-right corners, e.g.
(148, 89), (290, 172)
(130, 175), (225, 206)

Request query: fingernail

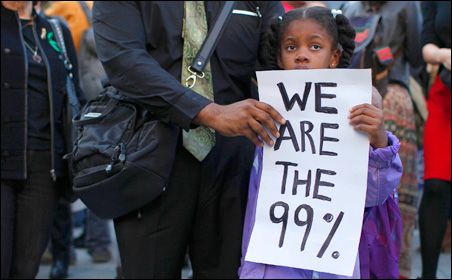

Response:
(281, 118), (286, 124)
(269, 141), (274, 146)
(276, 132), (280, 138)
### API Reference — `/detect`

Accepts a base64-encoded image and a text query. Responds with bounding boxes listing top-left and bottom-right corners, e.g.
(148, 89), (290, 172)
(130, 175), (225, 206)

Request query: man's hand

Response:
(194, 99), (286, 147)
(348, 87), (388, 148)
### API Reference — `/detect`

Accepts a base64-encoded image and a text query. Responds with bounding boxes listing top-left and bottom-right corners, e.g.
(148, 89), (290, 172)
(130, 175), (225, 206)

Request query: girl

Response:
(239, 7), (403, 279)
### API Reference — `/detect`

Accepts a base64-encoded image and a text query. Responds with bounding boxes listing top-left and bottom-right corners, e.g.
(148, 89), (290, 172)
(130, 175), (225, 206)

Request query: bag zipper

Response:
(105, 142), (126, 174)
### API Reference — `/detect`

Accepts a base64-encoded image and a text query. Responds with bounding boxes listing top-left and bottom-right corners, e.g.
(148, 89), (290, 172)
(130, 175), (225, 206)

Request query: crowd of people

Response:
(1, 1), (450, 279)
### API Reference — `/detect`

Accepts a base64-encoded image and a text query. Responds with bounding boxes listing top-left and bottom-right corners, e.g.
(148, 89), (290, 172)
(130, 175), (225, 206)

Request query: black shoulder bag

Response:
(70, 2), (235, 219)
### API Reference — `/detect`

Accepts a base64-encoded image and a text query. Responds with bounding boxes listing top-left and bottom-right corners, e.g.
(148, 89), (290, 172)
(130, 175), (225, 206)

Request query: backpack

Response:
(70, 87), (179, 219)
(348, 14), (402, 94)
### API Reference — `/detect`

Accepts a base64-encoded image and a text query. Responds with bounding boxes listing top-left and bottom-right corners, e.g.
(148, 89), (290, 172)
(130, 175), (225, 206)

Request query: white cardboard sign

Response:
(245, 69), (372, 276)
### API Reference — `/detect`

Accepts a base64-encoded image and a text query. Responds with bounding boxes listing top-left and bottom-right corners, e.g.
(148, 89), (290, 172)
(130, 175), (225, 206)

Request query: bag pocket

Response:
(73, 162), (124, 187)
(74, 161), (166, 219)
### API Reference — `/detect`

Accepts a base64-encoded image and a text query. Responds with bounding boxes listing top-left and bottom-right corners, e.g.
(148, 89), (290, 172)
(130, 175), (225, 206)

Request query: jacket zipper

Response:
(33, 21), (57, 182)
(16, 13), (29, 179)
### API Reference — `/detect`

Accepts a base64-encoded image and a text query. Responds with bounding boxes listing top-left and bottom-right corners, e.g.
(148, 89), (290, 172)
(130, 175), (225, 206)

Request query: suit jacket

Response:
(93, 1), (283, 127)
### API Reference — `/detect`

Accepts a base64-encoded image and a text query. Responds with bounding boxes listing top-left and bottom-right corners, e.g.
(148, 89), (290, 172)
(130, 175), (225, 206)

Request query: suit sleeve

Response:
(403, 2), (423, 68)
(421, 2), (439, 47)
(92, 1), (211, 129)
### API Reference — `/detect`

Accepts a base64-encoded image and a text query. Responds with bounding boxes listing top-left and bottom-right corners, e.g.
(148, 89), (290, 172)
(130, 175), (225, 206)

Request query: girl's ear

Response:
(329, 48), (341, 68)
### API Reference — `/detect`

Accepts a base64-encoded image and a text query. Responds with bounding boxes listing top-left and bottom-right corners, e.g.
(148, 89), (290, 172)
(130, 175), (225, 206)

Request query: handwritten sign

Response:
(245, 69), (372, 276)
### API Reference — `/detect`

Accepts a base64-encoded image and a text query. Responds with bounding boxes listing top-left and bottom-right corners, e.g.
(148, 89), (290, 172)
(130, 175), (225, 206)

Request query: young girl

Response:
(239, 7), (403, 279)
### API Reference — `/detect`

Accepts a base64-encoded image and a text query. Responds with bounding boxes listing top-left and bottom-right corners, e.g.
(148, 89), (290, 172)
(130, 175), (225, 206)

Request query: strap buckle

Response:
(185, 66), (205, 88)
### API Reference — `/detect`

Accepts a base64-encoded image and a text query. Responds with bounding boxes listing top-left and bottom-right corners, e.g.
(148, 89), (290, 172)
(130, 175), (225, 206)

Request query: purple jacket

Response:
(239, 131), (403, 279)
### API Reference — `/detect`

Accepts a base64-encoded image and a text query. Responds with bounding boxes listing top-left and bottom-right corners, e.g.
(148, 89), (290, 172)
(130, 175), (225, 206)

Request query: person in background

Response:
(239, 6), (403, 279)
(45, 0), (91, 53)
(44, 0), (116, 274)
(418, 1), (451, 279)
(32, 2), (77, 279)
(342, 2), (423, 278)
(1, 1), (85, 278)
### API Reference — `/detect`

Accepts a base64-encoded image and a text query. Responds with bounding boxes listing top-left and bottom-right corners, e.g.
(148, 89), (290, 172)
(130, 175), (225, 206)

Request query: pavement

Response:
(37, 228), (450, 279)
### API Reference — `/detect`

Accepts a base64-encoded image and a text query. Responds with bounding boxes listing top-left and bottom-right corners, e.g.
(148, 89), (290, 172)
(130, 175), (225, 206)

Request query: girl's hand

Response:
(349, 88), (387, 148)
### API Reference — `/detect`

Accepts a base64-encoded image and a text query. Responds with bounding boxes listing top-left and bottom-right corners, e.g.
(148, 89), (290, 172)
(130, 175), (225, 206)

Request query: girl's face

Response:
(278, 18), (340, 70)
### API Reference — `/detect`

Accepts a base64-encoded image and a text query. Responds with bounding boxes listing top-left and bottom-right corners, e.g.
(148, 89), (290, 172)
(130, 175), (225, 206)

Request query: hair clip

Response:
(278, 16), (283, 21)
(331, 9), (342, 19)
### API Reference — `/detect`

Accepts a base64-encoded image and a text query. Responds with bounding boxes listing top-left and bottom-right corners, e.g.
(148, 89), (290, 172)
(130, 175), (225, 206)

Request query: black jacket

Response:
(1, 6), (85, 180)
(93, 1), (284, 129)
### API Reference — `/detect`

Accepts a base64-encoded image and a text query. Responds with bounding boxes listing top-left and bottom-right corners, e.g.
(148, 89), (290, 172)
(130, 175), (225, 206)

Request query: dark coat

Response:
(93, 1), (283, 127)
(92, 1), (284, 168)
(1, 6), (85, 180)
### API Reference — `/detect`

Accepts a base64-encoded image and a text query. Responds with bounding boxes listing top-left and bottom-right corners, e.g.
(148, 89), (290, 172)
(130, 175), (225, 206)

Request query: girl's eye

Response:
(286, 45), (296, 52)
(311, 44), (321, 50)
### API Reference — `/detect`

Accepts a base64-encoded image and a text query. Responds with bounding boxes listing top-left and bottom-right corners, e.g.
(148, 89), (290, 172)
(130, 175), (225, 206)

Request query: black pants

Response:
(419, 179), (451, 278)
(114, 137), (254, 279)
(1, 151), (59, 278)
(50, 197), (72, 264)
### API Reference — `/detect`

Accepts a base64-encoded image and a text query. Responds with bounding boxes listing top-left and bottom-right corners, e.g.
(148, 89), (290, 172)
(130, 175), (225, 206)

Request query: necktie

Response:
(181, 1), (216, 161)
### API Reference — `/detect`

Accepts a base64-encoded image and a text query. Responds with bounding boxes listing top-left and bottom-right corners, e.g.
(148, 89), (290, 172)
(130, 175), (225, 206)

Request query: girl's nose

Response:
(295, 51), (309, 63)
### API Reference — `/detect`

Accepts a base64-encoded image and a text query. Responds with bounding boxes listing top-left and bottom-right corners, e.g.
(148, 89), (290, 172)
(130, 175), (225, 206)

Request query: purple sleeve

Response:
(239, 147), (264, 278)
(365, 131), (403, 207)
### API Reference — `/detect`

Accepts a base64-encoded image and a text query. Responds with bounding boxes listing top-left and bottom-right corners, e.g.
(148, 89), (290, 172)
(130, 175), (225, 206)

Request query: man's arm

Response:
(404, 2), (423, 68)
(93, 1), (211, 130)
(93, 1), (285, 147)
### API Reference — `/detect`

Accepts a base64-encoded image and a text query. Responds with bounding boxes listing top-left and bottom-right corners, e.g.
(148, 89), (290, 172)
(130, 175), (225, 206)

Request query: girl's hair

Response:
(259, 6), (356, 70)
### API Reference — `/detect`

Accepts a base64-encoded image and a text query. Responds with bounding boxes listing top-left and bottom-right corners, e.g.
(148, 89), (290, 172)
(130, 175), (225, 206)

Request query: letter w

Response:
(277, 82), (312, 112)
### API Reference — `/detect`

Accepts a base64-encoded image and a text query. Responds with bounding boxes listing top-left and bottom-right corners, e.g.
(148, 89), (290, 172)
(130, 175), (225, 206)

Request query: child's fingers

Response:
(349, 104), (381, 119)
(349, 114), (380, 126)
(351, 123), (375, 134)
(350, 103), (377, 112)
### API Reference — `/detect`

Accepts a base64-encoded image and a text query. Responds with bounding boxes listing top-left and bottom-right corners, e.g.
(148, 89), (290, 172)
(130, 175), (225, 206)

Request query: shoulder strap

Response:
(48, 18), (73, 73)
(48, 18), (81, 115)
(189, 1), (235, 75)
(78, 1), (92, 25)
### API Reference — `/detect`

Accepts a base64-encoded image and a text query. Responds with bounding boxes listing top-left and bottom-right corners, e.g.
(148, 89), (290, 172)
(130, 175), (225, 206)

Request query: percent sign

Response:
(269, 201), (345, 258)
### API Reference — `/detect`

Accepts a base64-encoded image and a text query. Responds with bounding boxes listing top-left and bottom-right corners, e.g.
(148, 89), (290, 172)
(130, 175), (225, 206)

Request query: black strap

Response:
(190, 1), (235, 75)
(48, 19), (82, 116)
(48, 18), (72, 72)
(78, 1), (92, 25)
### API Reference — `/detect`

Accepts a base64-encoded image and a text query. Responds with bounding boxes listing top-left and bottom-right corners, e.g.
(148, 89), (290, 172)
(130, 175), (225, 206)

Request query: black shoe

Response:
(49, 260), (68, 279)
